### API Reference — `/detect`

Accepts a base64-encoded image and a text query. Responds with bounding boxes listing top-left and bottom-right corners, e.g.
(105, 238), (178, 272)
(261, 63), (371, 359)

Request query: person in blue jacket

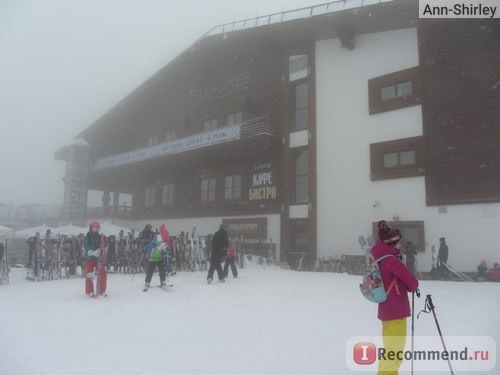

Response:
(141, 225), (167, 290)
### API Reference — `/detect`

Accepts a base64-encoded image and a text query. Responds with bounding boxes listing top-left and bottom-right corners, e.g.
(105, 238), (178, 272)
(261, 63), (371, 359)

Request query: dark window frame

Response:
(370, 136), (425, 181)
(161, 183), (174, 207)
(201, 177), (216, 203)
(369, 66), (422, 115)
(289, 218), (309, 255)
(225, 111), (243, 126)
(144, 186), (155, 208)
(203, 118), (218, 132)
(224, 174), (242, 200)
(292, 147), (309, 204)
(290, 79), (309, 131)
(165, 130), (177, 142)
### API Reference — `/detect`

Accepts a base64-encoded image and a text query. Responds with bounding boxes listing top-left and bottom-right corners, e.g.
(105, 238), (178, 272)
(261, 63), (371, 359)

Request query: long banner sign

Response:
(93, 125), (241, 171)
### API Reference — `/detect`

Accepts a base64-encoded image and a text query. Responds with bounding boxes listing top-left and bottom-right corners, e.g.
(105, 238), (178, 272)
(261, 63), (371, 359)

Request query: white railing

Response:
(203, 0), (394, 37)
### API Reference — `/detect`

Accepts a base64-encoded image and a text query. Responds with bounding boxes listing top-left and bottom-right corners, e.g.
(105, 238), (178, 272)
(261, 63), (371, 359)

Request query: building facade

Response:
(57, 0), (500, 271)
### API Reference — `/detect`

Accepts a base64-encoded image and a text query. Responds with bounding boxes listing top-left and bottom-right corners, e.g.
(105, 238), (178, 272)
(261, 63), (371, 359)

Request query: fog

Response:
(0, 0), (322, 206)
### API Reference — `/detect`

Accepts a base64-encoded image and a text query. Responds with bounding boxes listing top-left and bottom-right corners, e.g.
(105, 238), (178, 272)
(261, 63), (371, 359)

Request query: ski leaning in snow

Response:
(159, 223), (170, 244)
(441, 261), (474, 282)
(93, 235), (107, 299)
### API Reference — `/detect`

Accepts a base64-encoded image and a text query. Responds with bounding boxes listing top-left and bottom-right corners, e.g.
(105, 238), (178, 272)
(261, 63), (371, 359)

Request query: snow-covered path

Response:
(1, 265), (498, 374)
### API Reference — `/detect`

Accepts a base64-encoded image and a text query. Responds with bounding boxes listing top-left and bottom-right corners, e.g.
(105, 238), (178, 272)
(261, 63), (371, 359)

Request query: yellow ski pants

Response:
(378, 318), (407, 375)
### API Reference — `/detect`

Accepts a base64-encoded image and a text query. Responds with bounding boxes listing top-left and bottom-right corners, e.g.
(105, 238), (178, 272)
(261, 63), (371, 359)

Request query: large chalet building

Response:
(56, 0), (500, 271)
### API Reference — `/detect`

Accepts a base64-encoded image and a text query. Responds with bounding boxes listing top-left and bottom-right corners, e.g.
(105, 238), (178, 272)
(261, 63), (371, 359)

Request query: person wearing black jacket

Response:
(438, 236), (449, 279)
(206, 224), (228, 284)
(138, 224), (155, 247)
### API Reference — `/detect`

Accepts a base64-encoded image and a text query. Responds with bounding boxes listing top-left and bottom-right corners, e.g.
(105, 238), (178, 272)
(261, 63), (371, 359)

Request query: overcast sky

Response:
(0, 0), (326, 206)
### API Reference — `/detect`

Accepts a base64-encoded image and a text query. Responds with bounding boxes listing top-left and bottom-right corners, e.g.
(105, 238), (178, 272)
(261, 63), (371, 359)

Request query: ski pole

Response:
(425, 294), (454, 375)
(411, 289), (420, 375)
(131, 252), (145, 281)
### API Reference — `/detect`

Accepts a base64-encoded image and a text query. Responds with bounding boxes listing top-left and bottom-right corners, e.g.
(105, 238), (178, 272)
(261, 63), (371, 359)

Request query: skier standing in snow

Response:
(139, 224), (155, 245)
(83, 220), (107, 297)
(403, 240), (417, 275)
(207, 224), (227, 284)
(138, 224), (155, 271)
(142, 231), (167, 290)
(223, 241), (238, 279)
(438, 236), (449, 279)
(106, 235), (117, 272)
(371, 220), (419, 375)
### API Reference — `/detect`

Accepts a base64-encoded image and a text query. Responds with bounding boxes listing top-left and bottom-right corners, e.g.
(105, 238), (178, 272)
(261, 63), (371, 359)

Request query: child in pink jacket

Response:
(371, 220), (419, 375)
(223, 242), (238, 278)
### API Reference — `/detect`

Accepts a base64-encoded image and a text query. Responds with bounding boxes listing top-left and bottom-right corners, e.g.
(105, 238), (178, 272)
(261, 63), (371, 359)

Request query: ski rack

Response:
(0, 238), (8, 284)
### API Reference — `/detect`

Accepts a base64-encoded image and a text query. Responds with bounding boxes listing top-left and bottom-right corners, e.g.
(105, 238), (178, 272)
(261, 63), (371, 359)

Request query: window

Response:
(294, 149), (308, 204)
(289, 55), (308, 82)
(145, 186), (155, 207)
(380, 81), (413, 101)
(292, 82), (308, 131)
(290, 219), (308, 254)
(224, 175), (242, 200)
(165, 130), (176, 142)
(161, 184), (174, 207)
(201, 177), (216, 202)
(368, 66), (421, 115)
(372, 221), (425, 252)
(370, 136), (425, 180)
(382, 149), (416, 168)
(203, 119), (218, 132)
(226, 112), (242, 126)
(147, 135), (158, 146)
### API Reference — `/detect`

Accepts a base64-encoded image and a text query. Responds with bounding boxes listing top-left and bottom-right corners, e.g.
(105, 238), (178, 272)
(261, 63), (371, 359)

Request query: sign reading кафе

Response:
(248, 162), (277, 201)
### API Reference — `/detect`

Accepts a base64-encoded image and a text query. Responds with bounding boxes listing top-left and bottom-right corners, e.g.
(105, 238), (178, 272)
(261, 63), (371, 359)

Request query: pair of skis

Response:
(143, 283), (173, 292)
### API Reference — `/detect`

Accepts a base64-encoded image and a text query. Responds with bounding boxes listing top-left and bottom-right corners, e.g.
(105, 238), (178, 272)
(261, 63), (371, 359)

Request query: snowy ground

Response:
(1, 263), (499, 375)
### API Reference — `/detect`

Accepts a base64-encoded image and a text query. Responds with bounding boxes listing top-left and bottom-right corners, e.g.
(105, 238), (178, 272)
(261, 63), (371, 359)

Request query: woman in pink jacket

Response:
(371, 220), (419, 375)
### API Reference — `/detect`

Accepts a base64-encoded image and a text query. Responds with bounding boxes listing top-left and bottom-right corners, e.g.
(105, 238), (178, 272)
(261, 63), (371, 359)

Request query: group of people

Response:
(81, 221), (239, 296)
(476, 260), (500, 282)
(206, 224), (238, 284)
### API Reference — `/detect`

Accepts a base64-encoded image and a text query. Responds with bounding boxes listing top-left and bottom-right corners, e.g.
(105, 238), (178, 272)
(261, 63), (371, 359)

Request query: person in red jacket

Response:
(489, 262), (500, 282)
(371, 220), (419, 375)
(83, 220), (107, 297)
(223, 241), (238, 279)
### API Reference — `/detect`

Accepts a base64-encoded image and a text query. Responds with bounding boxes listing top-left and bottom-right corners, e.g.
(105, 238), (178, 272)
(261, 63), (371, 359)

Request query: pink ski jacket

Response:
(371, 241), (419, 321)
(226, 242), (236, 259)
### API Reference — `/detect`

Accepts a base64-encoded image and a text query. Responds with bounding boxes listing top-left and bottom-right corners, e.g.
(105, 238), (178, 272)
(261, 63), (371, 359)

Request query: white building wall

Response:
(315, 28), (500, 272)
